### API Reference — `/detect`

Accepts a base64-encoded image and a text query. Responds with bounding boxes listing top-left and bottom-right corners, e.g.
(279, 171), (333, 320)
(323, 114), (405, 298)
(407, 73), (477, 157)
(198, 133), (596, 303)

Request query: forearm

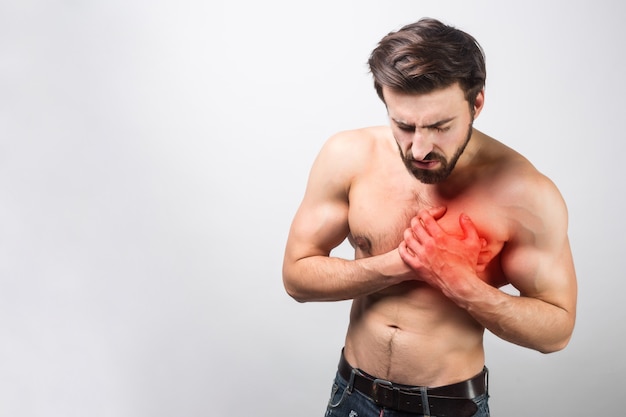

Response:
(454, 281), (575, 353)
(282, 251), (405, 302)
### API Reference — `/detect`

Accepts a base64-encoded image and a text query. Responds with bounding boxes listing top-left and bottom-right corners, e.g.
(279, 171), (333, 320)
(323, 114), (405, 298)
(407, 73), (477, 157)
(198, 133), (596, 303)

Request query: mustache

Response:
(405, 150), (447, 164)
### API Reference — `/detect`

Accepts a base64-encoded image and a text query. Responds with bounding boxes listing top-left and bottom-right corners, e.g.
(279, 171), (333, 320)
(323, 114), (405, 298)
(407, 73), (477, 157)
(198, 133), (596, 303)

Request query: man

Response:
(282, 18), (577, 417)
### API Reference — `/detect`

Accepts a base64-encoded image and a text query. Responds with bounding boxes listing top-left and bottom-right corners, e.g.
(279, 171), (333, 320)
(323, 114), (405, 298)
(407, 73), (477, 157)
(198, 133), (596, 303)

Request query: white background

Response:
(1, 1), (624, 416)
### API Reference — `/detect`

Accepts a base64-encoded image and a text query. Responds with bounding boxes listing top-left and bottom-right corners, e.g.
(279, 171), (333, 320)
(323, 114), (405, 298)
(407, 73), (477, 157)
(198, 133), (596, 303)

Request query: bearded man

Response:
(282, 17), (577, 417)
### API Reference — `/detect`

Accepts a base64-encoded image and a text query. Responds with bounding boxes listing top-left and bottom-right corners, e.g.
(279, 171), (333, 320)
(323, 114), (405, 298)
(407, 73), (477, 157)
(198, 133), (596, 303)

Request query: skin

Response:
(282, 83), (577, 387)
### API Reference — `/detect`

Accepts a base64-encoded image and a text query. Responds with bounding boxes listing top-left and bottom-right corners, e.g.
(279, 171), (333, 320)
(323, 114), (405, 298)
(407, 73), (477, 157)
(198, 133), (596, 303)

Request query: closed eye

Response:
(392, 117), (455, 133)
(398, 125), (415, 133)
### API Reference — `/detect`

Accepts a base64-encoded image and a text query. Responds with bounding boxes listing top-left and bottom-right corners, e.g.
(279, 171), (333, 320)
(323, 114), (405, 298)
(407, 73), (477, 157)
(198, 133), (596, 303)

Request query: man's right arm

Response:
(282, 131), (412, 302)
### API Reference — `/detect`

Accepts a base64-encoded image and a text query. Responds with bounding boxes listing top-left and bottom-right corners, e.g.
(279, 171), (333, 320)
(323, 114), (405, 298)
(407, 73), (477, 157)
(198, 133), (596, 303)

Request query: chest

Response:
(347, 170), (509, 285)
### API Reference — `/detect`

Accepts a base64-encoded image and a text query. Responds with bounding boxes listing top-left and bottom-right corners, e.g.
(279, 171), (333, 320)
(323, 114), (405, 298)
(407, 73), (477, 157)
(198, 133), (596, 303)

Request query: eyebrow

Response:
(392, 117), (456, 129)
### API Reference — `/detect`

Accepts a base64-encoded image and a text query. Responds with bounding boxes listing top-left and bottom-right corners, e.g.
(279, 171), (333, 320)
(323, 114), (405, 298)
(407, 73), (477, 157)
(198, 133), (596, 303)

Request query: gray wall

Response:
(1, 1), (623, 416)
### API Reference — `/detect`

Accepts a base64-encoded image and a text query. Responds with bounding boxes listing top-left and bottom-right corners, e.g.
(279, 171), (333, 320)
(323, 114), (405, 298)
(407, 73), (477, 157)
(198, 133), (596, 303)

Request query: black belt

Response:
(338, 352), (487, 416)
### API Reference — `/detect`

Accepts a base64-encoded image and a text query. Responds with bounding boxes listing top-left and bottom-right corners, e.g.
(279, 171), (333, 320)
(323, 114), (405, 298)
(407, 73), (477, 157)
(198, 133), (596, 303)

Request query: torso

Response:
(342, 126), (516, 387)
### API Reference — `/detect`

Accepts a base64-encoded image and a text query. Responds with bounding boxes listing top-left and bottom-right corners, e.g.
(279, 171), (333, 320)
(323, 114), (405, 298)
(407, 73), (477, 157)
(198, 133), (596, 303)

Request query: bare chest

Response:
(347, 178), (422, 256)
(347, 170), (508, 286)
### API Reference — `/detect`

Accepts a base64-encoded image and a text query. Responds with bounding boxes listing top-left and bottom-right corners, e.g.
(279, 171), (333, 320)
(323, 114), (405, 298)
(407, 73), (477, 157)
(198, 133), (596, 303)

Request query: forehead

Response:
(383, 84), (468, 123)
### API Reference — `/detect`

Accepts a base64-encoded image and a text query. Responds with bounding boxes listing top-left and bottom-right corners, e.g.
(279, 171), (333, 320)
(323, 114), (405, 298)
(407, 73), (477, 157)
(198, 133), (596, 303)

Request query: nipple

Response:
(352, 235), (373, 255)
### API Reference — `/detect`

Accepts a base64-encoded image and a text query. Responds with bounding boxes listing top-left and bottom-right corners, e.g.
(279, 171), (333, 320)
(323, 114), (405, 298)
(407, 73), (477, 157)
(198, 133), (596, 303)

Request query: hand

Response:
(398, 207), (485, 295)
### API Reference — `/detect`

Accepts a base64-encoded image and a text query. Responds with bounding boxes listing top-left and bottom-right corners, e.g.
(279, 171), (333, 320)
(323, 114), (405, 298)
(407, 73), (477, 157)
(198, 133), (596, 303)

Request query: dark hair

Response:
(368, 18), (486, 107)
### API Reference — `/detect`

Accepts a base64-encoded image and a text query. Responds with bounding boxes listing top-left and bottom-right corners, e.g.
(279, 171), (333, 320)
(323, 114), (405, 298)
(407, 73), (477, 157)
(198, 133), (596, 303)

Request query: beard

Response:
(398, 124), (473, 184)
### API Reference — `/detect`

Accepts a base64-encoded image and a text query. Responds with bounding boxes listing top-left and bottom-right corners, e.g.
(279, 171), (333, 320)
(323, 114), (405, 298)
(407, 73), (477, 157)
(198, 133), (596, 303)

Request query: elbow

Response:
(538, 339), (570, 354)
(282, 269), (310, 303)
(288, 293), (309, 304)
(538, 322), (575, 354)
(283, 282), (309, 303)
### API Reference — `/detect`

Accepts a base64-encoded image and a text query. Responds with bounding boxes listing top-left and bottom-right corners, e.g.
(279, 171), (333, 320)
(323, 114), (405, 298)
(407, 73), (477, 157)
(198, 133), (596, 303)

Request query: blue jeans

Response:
(324, 370), (490, 417)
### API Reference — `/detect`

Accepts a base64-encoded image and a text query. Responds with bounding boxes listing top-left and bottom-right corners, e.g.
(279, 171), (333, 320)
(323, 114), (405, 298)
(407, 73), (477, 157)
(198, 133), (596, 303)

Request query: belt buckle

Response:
(372, 378), (396, 407)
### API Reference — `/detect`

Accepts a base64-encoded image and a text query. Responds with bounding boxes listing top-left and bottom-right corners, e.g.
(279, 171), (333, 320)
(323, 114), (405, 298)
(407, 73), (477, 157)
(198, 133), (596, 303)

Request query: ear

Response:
(472, 89), (485, 119)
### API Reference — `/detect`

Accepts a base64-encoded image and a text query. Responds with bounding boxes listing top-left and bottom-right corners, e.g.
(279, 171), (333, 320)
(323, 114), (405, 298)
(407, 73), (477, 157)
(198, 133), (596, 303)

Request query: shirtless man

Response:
(282, 18), (577, 417)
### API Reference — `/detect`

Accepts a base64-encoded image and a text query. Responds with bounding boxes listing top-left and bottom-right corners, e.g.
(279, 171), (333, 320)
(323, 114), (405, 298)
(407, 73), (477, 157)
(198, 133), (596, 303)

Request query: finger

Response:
(425, 206), (447, 220)
(458, 213), (480, 243)
(404, 226), (420, 247)
(409, 216), (432, 245)
(398, 241), (417, 265)
(409, 216), (426, 240)
(417, 209), (446, 238)
(398, 241), (413, 257)
(477, 249), (493, 265)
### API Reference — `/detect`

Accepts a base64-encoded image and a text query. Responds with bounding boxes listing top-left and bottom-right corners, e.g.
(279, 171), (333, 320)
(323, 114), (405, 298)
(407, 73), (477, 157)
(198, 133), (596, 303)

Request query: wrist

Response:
(441, 269), (485, 308)
(360, 249), (410, 285)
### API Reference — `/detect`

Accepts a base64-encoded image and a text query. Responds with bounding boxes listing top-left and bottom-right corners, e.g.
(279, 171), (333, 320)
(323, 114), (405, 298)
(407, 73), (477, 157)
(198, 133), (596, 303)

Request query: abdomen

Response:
(344, 282), (485, 386)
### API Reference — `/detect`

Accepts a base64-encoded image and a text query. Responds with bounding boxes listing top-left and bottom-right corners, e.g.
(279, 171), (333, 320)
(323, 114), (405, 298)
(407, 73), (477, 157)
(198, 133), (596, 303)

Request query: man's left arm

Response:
(400, 183), (577, 353)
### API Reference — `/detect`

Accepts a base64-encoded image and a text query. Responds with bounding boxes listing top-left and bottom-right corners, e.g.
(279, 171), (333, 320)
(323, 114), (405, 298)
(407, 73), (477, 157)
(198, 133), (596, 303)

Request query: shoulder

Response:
(298, 126), (392, 203)
(477, 135), (569, 250)
(320, 126), (389, 158)
(478, 133), (566, 217)
(483, 138), (575, 308)
(311, 126), (392, 178)
(469, 132), (568, 245)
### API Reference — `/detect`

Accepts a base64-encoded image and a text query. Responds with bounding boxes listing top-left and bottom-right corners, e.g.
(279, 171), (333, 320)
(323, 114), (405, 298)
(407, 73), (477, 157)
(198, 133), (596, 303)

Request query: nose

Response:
(410, 131), (434, 160)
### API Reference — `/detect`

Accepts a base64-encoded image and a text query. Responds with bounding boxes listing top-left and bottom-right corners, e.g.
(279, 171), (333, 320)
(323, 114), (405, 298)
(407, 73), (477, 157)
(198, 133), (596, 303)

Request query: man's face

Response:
(395, 125), (472, 184)
(384, 84), (483, 184)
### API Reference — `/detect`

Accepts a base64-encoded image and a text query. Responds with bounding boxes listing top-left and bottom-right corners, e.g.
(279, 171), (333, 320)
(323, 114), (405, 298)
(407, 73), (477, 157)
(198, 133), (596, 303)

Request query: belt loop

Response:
(484, 367), (489, 397)
(419, 386), (430, 417)
(347, 368), (358, 394)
